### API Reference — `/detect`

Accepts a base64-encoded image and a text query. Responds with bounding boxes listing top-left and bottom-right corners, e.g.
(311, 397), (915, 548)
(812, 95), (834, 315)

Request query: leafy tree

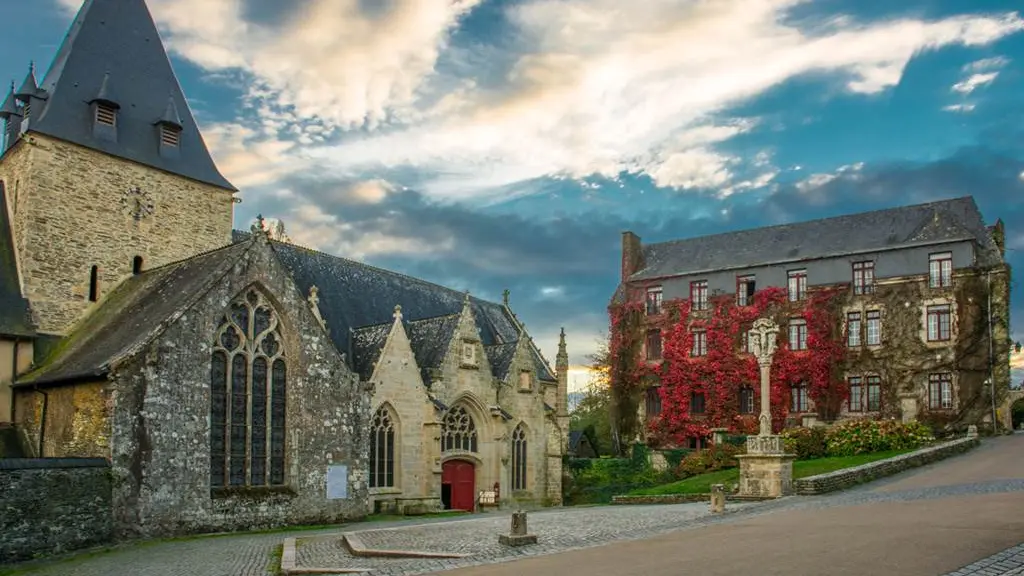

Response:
(570, 335), (613, 455)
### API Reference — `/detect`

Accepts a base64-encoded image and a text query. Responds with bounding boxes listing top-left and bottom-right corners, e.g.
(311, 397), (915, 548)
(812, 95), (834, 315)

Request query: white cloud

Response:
(105, 0), (1024, 204)
(963, 56), (1011, 72)
(952, 72), (1000, 94)
(796, 161), (865, 192)
(943, 103), (977, 113)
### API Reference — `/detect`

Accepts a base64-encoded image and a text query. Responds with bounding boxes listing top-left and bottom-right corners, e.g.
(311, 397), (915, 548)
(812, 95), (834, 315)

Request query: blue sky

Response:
(4, 0), (1023, 388)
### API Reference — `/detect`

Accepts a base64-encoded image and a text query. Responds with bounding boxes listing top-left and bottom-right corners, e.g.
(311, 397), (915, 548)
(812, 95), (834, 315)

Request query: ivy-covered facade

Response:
(608, 197), (1013, 450)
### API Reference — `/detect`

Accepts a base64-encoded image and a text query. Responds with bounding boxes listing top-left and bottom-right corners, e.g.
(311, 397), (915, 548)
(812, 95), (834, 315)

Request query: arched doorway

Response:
(441, 459), (475, 511)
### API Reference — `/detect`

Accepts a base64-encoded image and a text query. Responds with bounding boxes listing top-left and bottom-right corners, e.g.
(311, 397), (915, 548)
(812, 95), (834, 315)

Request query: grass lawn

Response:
(628, 449), (915, 496)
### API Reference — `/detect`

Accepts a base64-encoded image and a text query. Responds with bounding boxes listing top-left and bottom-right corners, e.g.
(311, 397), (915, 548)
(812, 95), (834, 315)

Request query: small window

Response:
(787, 269), (807, 301)
(866, 375), (881, 412)
(645, 329), (662, 361)
(788, 318), (807, 351)
(645, 386), (662, 419)
(740, 326), (753, 353)
(790, 383), (809, 413)
(736, 275), (756, 306)
(690, 280), (708, 311)
(461, 341), (477, 365)
(690, 392), (706, 414)
(96, 104), (117, 126)
(739, 386), (755, 414)
(852, 261), (875, 295)
(929, 252), (953, 288)
(926, 304), (951, 342)
(518, 371), (531, 391)
(691, 329), (707, 357)
(847, 312), (862, 347)
(646, 286), (663, 315)
(88, 265), (99, 302)
(928, 373), (953, 410)
(865, 310), (881, 346)
(848, 377), (863, 412)
(160, 125), (181, 147)
(132, 255), (144, 275)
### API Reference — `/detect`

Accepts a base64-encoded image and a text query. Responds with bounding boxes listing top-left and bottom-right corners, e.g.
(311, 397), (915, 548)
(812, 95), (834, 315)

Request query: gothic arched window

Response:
(511, 424), (527, 491)
(442, 405), (477, 452)
(209, 289), (287, 489)
(369, 405), (396, 488)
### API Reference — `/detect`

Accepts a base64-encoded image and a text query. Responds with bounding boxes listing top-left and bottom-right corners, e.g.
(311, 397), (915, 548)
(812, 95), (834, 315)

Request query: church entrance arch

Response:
(442, 459), (476, 511)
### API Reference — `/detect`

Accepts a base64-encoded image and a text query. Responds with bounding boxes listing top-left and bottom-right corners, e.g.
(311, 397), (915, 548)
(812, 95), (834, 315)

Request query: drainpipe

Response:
(35, 387), (48, 457)
(987, 270), (997, 431)
(7, 339), (16, 423)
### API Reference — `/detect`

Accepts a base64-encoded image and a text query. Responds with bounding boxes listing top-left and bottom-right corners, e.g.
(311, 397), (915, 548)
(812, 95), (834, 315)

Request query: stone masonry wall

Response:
(0, 458), (112, 563)
(106, 238), (370, 539)
(0, 135), (235, 335)
(12, 381), (110, 458)
(794, 437), (979, 495)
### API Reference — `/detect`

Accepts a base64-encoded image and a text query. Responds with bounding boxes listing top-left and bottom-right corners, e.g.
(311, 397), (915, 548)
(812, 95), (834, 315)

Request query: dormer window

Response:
(160, 124), (181, 147)
(95, 103), (117, 126)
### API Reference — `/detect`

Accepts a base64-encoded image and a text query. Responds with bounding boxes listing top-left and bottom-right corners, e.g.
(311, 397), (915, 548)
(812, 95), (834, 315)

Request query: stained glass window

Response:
(512, 425), (527, 491)
(209, 289), (287, 490)
(442, 405), (478, 452)
(369, 406), (396, 488)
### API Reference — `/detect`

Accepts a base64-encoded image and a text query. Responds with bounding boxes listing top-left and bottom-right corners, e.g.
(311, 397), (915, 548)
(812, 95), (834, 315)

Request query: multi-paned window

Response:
(928, 373), (953, 410)
(865, 310), (881, 346)
(740, 326), (754, 353)
(646, 286), (663, 315)
(739, 386), (755, 414)
(691, 329), (707, 357)
(788, 269), (807, 302)
(645, 386), (662, 419)
(441, 405), (478, 452)
(511, 425), (528, 491)
(926, 304), (952, 341)
(866, 375), (881, 412)
(210, 289), (287, 489)
(690, 280), (709, 310)
(790, 383), (809, 413)
(736, 275), (756, 306)
(690, 391), (706, 414)
(852, 261), (875, 295)
(646, 329), (662, 361)
(848, 376), (863, 412)
(369, 405), (396, 488)
(929, 252), (953, 288)
(789, 318), (808, 351)
(847, 312), (862, 347)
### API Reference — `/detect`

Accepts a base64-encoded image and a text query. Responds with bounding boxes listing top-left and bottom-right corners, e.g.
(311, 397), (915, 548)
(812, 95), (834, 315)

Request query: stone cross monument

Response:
(736, 317), (796, 498)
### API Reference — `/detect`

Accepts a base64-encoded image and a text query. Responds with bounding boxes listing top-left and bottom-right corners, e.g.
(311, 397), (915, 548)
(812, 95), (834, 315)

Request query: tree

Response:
(570, 335), (613, 455)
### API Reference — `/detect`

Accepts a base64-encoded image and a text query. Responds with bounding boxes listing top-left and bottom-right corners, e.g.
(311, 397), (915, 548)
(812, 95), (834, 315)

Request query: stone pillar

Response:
(736, 317), (796, 499)
(710, 484), (725, 513)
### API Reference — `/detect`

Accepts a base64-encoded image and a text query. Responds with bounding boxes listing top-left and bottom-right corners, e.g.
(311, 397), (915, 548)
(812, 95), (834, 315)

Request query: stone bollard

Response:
(966, 424), (979, 439)
(710, 484), (725, 514)
(498, 510), (537, 546)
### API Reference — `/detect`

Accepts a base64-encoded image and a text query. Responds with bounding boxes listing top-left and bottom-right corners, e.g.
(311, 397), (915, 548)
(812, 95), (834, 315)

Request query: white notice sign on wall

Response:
(326, 465), (348, 499)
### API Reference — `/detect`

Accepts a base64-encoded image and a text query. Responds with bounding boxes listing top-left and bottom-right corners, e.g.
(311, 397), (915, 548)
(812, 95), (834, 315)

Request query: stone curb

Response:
(342, 532), (472, 558)
(280, 537), (371, 575)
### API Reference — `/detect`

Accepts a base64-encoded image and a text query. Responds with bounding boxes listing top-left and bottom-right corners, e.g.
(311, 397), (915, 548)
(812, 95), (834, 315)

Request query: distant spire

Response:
(156, 95), (182, 128)
(463, 290), (471, 306)
(393, 304), (403, 321)
(14, 62), (37, 102)
(0, 82), (19, 119)
(502, 289), (510, 306)
(89, 72), (119, 108)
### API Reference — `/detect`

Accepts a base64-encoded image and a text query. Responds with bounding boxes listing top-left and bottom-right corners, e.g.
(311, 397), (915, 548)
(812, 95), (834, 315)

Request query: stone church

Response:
(0, 0), (569, 538)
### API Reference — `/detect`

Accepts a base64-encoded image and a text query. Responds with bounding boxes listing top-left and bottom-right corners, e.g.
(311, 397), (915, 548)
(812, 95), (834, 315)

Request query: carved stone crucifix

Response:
(748, 317), (780, 437)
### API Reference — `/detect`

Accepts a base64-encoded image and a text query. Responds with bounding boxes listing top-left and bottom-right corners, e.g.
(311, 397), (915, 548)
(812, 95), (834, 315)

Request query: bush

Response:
(782, 426), (828, 459)
(825, 419), (934, 456)
(676, 444), (740, 477)
(562, 453), (671, 505)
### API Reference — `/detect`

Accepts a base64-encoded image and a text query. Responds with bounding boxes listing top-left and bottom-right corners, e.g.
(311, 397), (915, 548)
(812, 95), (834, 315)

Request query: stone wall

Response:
(794, 437), (979, 495)
(0, 458), (112, 563)
(0, 339), (33, 423)
(0, 135), (235, 335)
(13, 381), (110, 458)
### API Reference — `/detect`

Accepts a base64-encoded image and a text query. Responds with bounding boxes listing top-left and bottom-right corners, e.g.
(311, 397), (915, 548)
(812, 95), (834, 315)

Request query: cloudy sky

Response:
(4, 0), (1023, 390)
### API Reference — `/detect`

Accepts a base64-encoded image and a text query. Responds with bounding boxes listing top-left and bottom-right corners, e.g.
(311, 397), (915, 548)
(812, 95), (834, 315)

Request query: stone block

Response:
(709, 483), (725, 513)
(737, 453), (795, 498)
(499, 533), (538, 546)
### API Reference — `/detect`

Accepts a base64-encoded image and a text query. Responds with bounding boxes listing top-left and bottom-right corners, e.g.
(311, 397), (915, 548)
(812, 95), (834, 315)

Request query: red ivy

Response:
(627, 286), (848, 447)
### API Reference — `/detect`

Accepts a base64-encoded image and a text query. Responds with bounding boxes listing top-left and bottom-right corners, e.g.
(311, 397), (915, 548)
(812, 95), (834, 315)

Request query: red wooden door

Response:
(442, 460), (475, 512)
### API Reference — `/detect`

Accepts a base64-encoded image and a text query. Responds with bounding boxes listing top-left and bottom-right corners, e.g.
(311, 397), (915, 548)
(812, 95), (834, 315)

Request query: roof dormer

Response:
(154, 95), (183, 159)
(89, 72), (119, 143)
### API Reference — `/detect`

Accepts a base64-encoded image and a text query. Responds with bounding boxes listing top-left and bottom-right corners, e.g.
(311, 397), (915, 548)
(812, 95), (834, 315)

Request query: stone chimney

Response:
(621, 231), (644, 281)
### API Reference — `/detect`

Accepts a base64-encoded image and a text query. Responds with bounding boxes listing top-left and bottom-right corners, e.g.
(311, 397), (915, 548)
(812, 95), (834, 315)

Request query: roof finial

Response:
(393, 304), (403, 320)
(502, 288), (510, 306)
(463, 290), (470, 305)
(15, 63), (38, 102)
(308, 285), (326, 329)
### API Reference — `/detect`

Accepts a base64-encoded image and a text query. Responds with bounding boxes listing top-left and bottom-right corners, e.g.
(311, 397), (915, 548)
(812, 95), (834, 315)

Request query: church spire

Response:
(556, 327), (569, 417)
(14, 62), (38, 102)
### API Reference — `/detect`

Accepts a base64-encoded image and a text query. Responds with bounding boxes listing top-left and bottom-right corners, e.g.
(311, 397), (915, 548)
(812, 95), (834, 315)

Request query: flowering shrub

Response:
(782, 426), (829, 459)
(675, 443), (741, 477)
(825, 419), (934, 456)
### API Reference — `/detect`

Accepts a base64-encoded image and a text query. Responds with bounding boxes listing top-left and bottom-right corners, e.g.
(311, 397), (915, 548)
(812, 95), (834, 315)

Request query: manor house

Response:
(0, 0), (568, 538)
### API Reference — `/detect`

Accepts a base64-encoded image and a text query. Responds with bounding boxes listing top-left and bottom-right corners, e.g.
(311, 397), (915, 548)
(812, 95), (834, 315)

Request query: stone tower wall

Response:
(0, 134), (235, 334)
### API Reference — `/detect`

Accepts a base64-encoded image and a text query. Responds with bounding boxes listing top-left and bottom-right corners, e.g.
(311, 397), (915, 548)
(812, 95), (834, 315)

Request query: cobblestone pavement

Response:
(941, 544), (1024, 576)
(296, 501), (763, 574)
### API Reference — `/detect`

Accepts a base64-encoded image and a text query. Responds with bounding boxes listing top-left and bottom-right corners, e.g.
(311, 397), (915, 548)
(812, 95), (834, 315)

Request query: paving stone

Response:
(942, 544), (1024, 576)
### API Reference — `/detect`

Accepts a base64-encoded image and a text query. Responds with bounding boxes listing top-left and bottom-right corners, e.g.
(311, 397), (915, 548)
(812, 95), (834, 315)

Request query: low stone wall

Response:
(794, 437), (980, 495)
(0, 458), (113, 564)
(610, 492), (772, 505)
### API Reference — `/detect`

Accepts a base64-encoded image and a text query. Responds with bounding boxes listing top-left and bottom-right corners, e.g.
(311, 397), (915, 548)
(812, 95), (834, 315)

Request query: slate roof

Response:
(17, 240), (251, 385)
(270, 240), (557, 382)
(629, 196), (1003, 281)
(350, 322), (391, 382)
(484, 342), (518, 381)
(0, 182), (34, 337)
(17, 0), (235, 190)
(406, 314), (461, 382)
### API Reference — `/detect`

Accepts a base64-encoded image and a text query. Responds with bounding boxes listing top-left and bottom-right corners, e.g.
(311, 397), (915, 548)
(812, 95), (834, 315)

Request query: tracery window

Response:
(442, 405), (478, 452)
(369, 405), (396, 489)
(210, 289), (287, 489)
(511, 425), (527, 491)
